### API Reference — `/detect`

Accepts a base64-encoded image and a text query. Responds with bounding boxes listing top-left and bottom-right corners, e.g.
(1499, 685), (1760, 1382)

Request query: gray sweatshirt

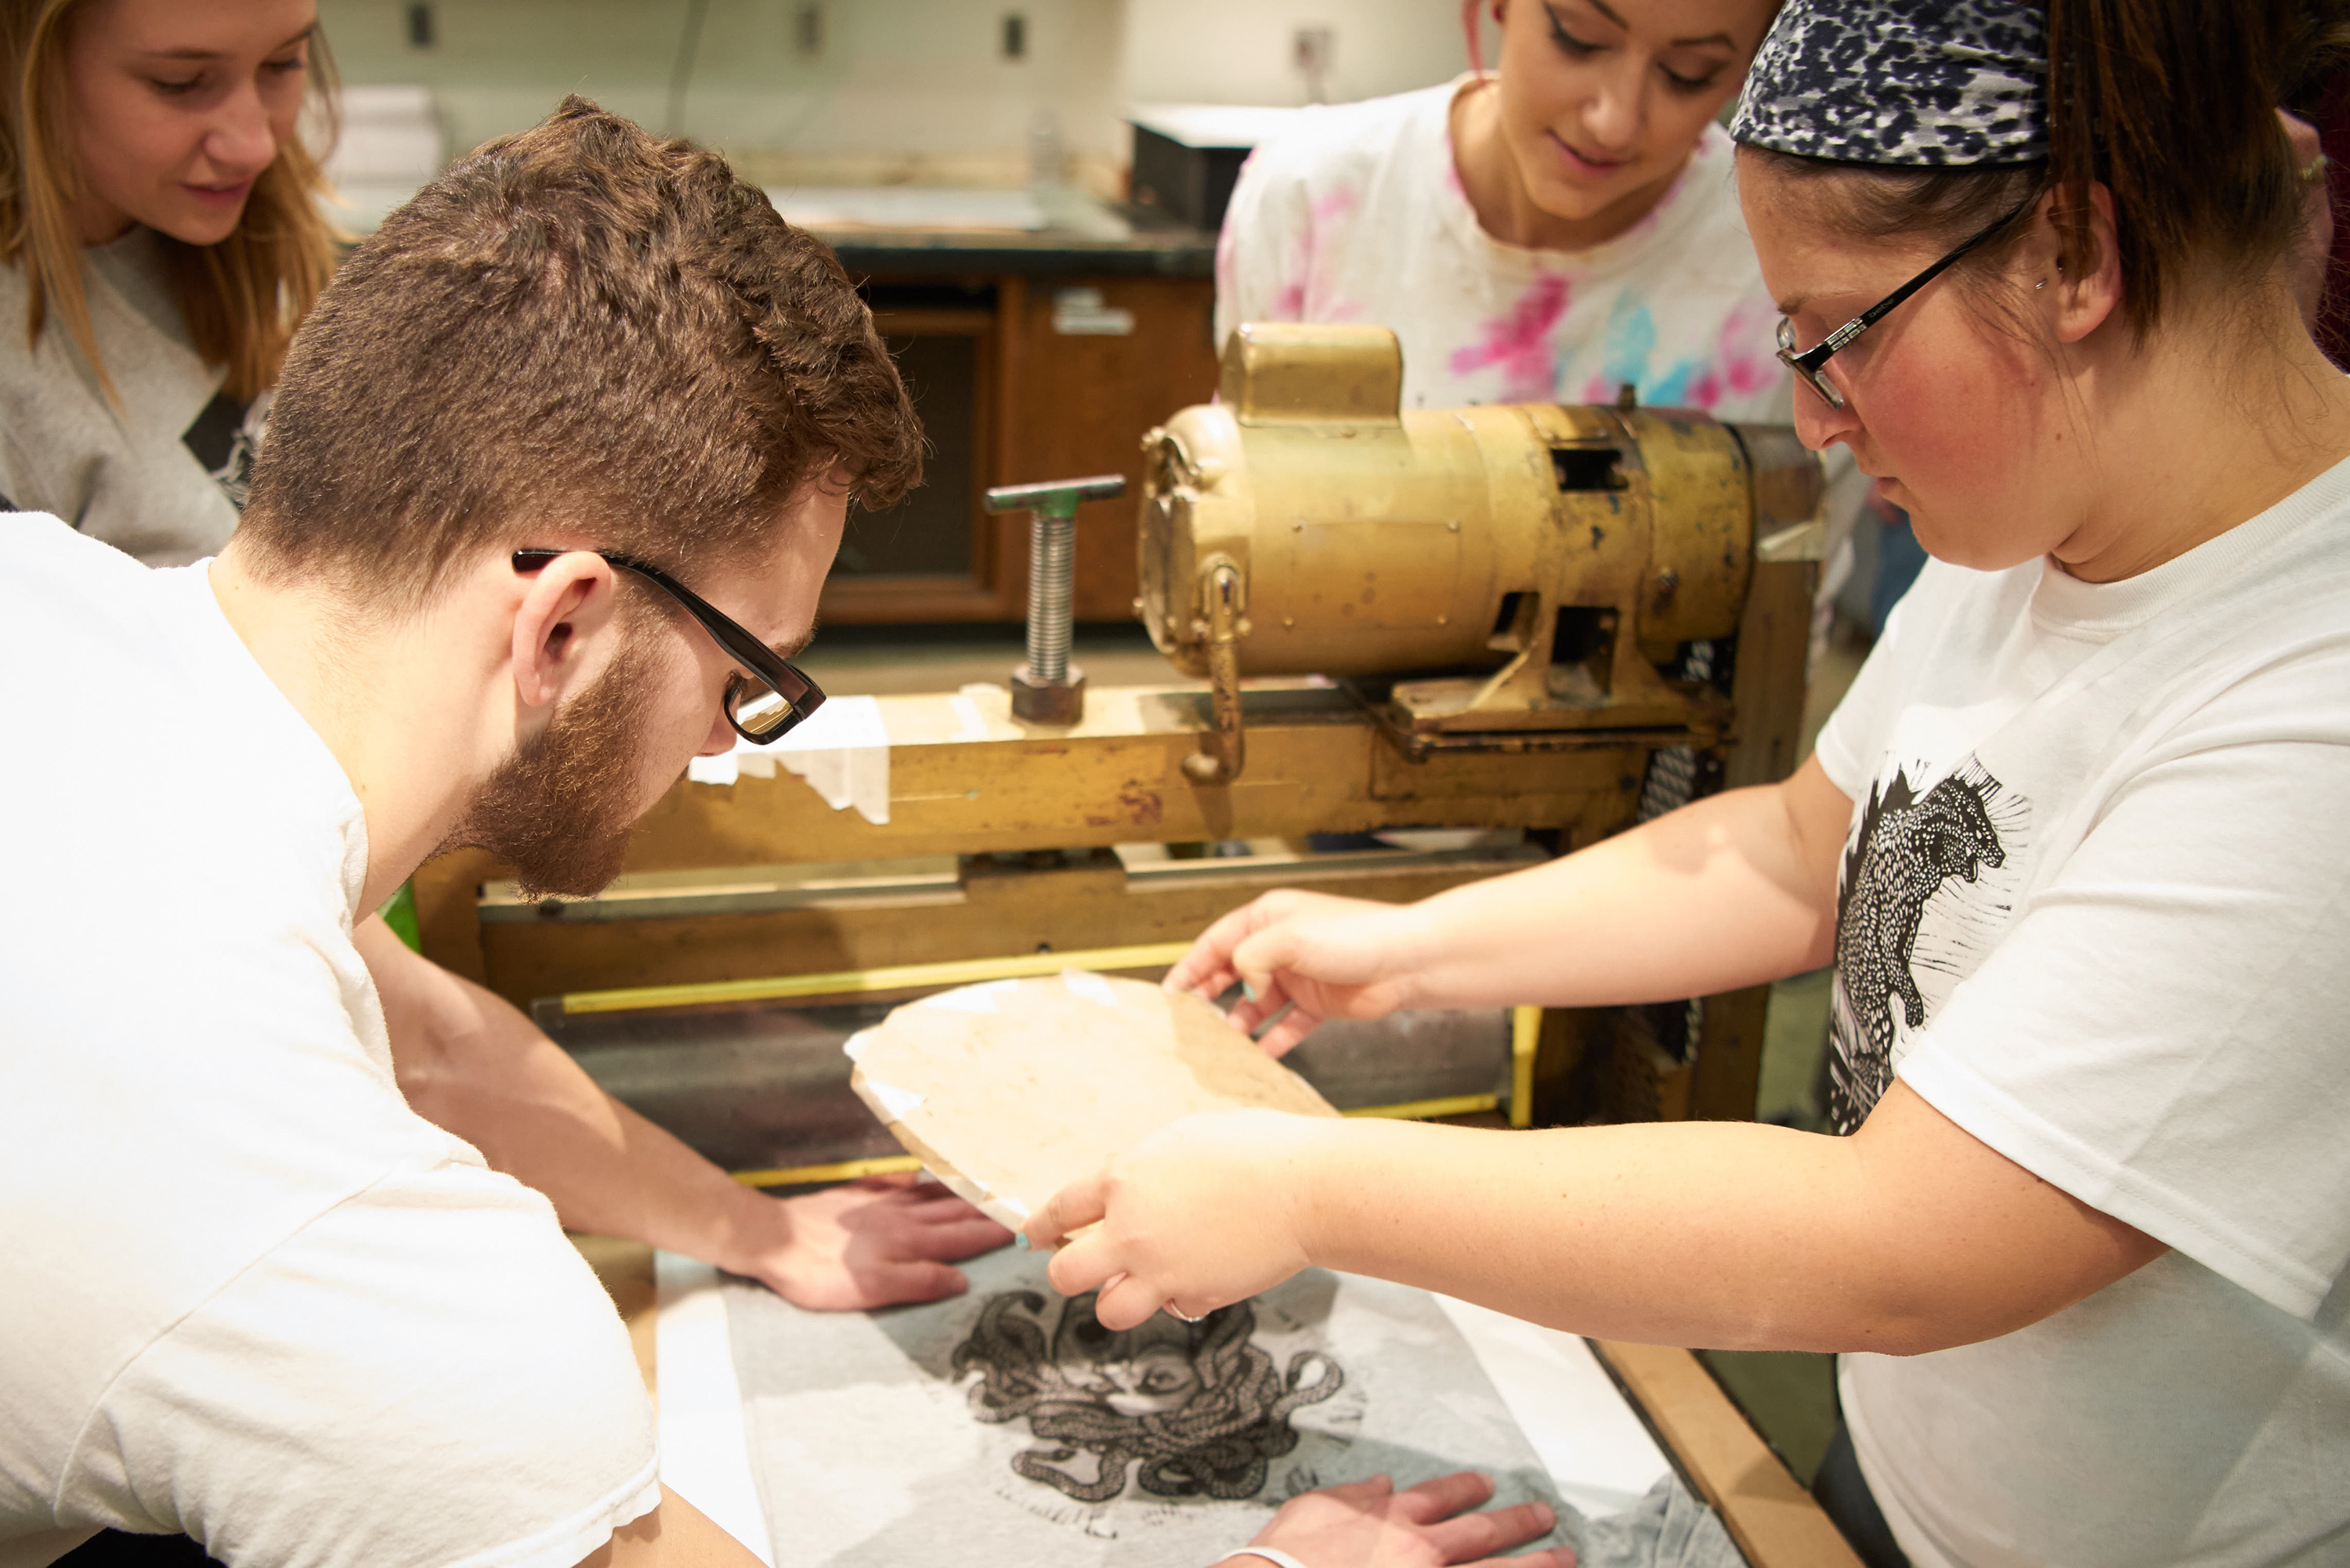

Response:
(0, 227), (262, 567)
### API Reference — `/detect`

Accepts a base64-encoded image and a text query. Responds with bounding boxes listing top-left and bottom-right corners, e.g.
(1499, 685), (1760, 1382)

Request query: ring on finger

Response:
(1165, 1301), (1206, 1323)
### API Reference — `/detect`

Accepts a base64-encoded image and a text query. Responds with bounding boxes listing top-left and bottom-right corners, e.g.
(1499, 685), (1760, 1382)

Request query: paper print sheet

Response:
(723, 1247), (1571, 1566)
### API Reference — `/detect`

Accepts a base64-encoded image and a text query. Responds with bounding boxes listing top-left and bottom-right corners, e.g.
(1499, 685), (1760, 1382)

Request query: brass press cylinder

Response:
(1139, 324), (1822, 686)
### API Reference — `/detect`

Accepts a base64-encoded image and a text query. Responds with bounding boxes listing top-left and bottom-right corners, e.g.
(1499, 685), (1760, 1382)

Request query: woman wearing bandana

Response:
(1039, 4), (2350, 1566)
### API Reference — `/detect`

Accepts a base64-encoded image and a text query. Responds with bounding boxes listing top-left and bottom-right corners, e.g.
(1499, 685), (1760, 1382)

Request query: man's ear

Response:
(510, 551), (622, 714)
(2047, 181), (2124, 345)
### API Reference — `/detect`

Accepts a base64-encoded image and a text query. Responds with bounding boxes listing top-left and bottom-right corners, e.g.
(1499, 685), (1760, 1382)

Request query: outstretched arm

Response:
(1031, 1084), (2162, 1350)
(1168, 757), (1853, 1052)
(360, 917), (1010, 1308)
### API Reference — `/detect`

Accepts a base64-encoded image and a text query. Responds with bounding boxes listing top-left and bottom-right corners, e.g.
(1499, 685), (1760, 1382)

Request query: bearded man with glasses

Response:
(0, 96), (1560, 1568)
(0, 99), (1000, 1568)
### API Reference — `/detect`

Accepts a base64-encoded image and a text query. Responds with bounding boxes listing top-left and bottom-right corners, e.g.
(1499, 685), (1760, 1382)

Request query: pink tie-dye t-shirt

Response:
(1215, 77), (1792, 422)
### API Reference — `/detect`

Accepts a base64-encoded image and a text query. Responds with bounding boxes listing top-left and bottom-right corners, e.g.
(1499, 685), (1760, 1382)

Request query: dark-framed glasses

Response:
(512, 548), (825, 744)
(1777, 198), (2037, 411)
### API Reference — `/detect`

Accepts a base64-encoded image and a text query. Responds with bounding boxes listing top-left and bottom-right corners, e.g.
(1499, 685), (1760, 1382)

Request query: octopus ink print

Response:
(717, 1245), (1570, 1566)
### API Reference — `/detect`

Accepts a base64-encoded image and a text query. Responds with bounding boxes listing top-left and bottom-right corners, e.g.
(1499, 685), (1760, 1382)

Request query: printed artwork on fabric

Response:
(955, 1288), (1342, 1503)
(1730, 0), (2048, 168)
(1826, 755), (2029, 1133)
(721, 1246), (1572, 1566)
(181, 389), (271, 509)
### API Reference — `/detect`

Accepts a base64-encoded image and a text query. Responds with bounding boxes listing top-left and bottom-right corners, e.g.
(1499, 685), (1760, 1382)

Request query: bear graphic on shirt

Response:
(1827, 757), (2026, 1134)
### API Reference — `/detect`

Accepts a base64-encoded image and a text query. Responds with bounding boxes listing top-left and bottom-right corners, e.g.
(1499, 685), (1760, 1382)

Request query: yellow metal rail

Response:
(1509, 1003), (1539, 1129)
(559, 941), (1196, 1016)
(615, 950), (1547, 1190)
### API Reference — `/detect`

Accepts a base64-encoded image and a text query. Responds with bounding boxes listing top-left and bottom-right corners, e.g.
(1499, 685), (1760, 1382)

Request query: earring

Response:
(2036, 280), (2046, 290)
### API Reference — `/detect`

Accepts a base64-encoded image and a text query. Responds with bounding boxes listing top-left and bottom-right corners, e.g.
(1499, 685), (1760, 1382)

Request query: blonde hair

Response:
(0, 0), (342, 403)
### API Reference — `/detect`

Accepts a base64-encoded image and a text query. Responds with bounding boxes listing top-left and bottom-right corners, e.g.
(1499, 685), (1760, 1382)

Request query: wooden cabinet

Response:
(819, 273), (1218, 625)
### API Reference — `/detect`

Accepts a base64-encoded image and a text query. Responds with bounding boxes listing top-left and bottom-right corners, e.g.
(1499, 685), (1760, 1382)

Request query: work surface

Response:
(573, 1236), (1862, 1568)
(653, 1248), (1723, 1567)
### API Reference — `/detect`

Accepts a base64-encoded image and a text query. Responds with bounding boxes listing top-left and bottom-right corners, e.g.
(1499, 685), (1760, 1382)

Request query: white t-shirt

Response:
(0, 228), (257, 567)
(0, 518), (660, 1568)
(1813, 458), (2350, 1566)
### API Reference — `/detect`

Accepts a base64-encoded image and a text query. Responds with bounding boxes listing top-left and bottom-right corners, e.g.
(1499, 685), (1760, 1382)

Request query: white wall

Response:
(318, 0), (1472, 186)
(320, 0), (1129, 177)
(1121, 0), (1478, 108)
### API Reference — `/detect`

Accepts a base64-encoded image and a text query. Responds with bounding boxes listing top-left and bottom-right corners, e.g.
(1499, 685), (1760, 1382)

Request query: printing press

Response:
(413, 323), (1853, 1564)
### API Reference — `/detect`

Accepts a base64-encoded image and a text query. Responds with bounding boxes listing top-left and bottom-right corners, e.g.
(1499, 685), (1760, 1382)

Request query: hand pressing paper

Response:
(845, 970), (1338, 1230)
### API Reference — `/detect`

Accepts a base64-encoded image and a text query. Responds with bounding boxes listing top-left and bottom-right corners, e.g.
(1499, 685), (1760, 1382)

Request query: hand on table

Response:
(1164, 891), (1429, 1056)
(1030, 1106), (1328, 1330)
(1232, 1472), (1573, 1568)
(735, 1172), (1013, 1310)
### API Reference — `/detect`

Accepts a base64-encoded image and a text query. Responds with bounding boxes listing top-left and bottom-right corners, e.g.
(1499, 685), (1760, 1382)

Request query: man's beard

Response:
(439, 636), (668, 900)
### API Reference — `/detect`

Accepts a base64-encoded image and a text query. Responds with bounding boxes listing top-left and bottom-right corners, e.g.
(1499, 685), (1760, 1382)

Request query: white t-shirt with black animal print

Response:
(1813, 454), (2350, 1568)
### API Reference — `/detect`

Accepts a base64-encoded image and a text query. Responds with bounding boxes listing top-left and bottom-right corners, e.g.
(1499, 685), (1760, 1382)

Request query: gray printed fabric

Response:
(719, 1245), (1744, 1567)
(1730, 0), (2048, 168)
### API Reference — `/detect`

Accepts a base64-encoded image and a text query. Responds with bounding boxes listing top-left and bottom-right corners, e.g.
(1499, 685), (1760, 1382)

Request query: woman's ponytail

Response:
(2044, 0), (2350, 331)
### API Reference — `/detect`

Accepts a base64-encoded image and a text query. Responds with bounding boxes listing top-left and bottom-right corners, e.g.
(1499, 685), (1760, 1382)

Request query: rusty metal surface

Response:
(472, 847), (1551, 1010)
(1140, 328), (1788, 740)
(1009, 665), (1086, 724)
(614, 685), (1648, 873)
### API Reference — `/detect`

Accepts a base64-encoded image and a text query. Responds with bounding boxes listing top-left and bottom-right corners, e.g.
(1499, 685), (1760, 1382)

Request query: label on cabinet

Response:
(1051, 286), (1135, 335)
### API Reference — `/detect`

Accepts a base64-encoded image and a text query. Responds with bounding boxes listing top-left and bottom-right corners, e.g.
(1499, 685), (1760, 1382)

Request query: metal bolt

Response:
(1026, 510), (1075, 684)
(984, 474), (1124, 725)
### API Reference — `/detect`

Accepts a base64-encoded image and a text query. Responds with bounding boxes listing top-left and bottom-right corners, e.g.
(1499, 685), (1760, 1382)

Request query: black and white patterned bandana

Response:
(1729, 0), (2048, 167)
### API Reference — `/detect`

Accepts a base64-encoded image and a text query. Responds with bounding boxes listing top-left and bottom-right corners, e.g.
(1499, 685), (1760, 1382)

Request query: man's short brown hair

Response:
(239, 96), (920, 606)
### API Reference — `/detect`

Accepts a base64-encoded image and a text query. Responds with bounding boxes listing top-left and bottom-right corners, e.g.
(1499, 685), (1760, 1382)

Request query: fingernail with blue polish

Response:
(1014, 1232), (1032, 1251)
(1242, 980), (1260, 1002)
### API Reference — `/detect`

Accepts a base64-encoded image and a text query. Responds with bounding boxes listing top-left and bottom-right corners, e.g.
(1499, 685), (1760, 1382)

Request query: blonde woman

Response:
(0, 0), (338, 565)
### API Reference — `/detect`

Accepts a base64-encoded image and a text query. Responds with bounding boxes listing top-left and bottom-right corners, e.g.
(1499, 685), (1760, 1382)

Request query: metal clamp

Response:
(1180, 554), (1247, 784)
(983, 474), (1126, 724)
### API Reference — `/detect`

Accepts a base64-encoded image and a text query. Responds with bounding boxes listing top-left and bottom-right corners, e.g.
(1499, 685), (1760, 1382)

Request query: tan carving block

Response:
(848, 970), (1337, 1230)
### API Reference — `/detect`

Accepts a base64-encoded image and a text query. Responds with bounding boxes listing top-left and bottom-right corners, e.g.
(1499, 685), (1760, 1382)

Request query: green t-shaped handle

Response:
(983, 474), (1127, 520)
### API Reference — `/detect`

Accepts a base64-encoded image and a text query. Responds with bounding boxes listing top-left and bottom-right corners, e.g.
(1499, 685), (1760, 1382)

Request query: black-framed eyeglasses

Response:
(512, 548), (825, 744)
(1776, 200), (2037, 411)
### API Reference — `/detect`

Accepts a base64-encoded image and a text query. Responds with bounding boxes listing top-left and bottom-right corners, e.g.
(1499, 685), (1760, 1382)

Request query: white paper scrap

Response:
(686, 695), (891, 826)
(949, 685), (998, 742)
(776, 695), (891, 826)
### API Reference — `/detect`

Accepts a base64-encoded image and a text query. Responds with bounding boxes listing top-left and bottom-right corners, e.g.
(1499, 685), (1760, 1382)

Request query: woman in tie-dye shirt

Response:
(1220, 0), (1792, 421)
(1217, 0), (1859, 647)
